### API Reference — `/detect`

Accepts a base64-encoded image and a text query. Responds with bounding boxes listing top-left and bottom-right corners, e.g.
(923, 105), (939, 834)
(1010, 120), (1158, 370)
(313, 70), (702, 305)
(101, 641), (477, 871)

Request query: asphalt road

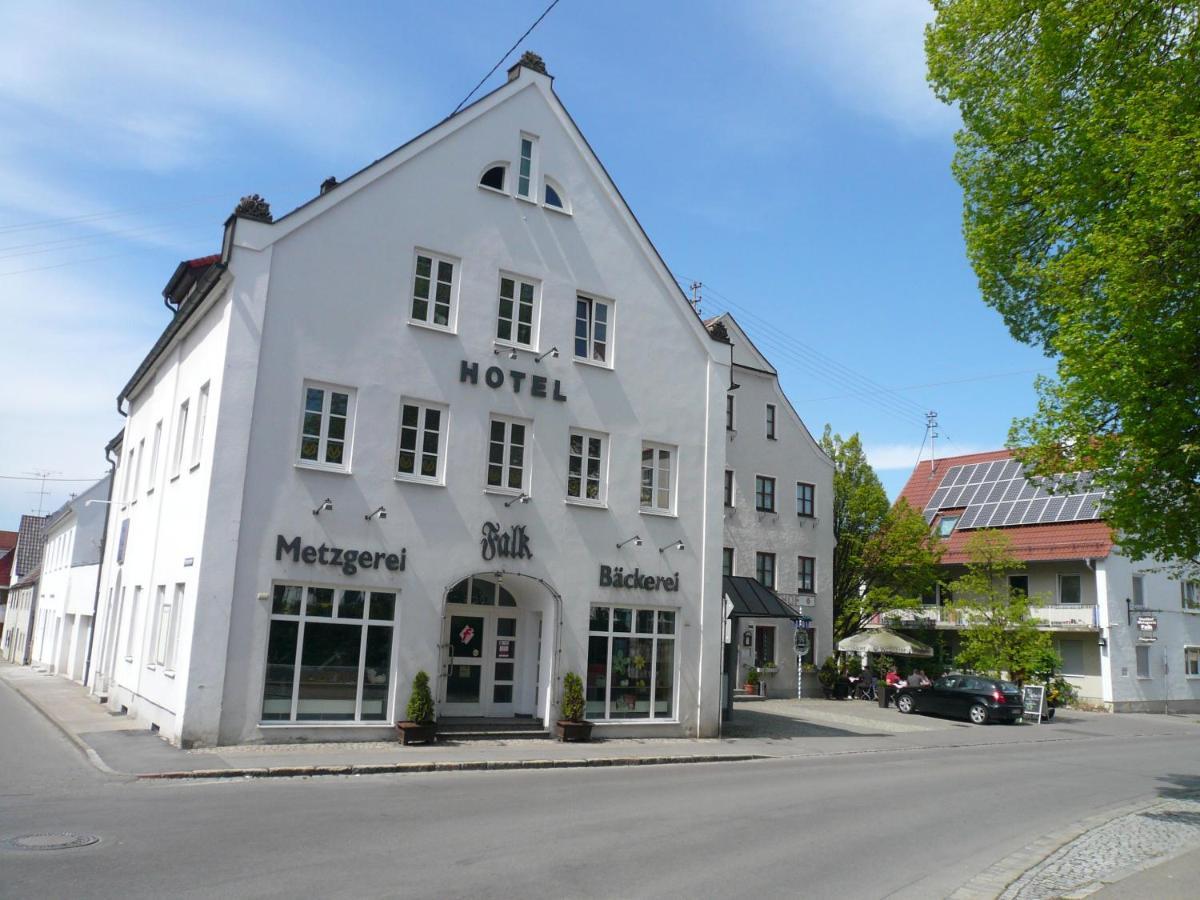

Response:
(2, 679), (1198, 899)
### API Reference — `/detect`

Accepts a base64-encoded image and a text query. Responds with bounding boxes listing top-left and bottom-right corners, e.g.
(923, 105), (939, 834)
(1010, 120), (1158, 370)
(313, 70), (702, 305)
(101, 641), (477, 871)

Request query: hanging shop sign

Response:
(460, 360), (567, 402)
(598, 565), (680, 592)
(275, 534), (406, 576)
(1137, 615), (1158, 643)
(480, 522), (533, 561)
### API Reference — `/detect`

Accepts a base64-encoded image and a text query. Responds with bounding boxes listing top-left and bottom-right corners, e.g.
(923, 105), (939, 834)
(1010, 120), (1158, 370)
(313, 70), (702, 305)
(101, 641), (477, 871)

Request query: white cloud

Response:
(747, 0), (958, 137)
(0, 1), (389, 173)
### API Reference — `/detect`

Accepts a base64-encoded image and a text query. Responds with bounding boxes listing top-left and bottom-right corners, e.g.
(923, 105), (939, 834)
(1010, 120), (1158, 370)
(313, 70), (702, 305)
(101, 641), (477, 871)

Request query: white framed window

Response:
(726, 395), (734, 431)
(132, 439), (144, 500)
(1136, 644), (1151, 678)
(796, 482), (815, 517)
(410, 250), (458, 330)
(297, 381), (355, 472)
(724, 469), (734, 507)
(147, 420), (162, 493)
(516, 133), (537, 200)
(1182, 580), (1200, 610)
(151, 585), (169, 666)
(1132, 575), (1145, 607)
(798, 555), (815, 593)
(396, 400), (447, 484)
(261, 583), (397, 723)
(496, 273), (539, 349)
(167, 583), (184, 671)
(172, 400), (189, 478)
(478, 162), (508, 193)
(754, 625), (777, 668)
(585, 605), (677, 721)
(566, 429), (607, 505)
(766, 404), (776, 440)
(755, 475), (776, 513)
(1185, 646), (1200, 677)
(1059, 573), (1082, 604)
(125, 585), (142, 660)
(486, 415), (529, 493)
(722, 547), (734, 577)
(639, 442), (675, 514)
(544, 176), (569, 212)
(756, 552), (776, 589)
(191, 382), (209, 468)
(574, 294), (611, 365)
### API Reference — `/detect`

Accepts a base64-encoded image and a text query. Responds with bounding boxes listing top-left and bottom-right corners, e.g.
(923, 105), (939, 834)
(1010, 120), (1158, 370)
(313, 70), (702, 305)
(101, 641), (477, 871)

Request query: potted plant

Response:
(396, 670), (436, 745)
(817, 656), (839, 699)
(1044, 676), (1077, 720)
(556, 672), (593, 741)
(744, 666), (761, 694)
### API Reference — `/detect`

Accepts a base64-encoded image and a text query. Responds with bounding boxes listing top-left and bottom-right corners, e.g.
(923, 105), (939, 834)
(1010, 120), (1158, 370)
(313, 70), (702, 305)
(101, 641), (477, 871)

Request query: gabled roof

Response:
(13, 514), (48, 579)
(704, 313), (776, 375)
(899, 449), (1113, 564)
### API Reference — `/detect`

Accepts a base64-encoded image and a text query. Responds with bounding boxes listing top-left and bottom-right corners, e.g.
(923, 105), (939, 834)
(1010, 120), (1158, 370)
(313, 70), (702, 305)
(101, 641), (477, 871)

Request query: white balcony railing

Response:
(879, 604), (1098, 631)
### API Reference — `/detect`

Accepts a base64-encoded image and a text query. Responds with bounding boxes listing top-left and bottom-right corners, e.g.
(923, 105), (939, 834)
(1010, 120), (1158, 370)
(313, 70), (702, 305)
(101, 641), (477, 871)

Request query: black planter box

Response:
(397, 721), (437, 745)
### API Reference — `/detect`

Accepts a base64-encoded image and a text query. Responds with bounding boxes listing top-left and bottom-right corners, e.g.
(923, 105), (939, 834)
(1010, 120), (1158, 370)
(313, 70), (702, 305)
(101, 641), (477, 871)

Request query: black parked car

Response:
(895, 674), (1023, 724)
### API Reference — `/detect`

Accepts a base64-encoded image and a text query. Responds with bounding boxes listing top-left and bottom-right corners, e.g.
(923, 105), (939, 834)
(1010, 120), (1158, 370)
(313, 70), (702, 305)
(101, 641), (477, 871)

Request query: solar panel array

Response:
(923, 458), (1105, 530)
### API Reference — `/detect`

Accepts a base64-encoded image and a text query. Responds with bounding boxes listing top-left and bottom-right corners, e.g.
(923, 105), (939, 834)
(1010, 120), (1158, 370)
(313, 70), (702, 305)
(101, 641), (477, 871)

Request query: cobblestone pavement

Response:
(1001, 795), (1200, 899)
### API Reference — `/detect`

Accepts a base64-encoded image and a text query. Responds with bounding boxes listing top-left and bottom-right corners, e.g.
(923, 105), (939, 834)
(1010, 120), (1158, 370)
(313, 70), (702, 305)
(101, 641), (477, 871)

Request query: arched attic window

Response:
(479, 163), (508, 193)
(543, 177), (570, 213)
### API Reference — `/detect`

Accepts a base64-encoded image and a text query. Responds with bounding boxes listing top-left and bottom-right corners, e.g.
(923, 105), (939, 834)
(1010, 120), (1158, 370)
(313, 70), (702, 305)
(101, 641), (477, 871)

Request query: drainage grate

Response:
(4, 833), (100, 851)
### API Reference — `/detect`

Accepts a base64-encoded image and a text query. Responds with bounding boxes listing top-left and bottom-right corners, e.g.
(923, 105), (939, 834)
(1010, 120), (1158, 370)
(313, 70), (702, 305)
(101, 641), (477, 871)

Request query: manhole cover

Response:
(4, 833), (100, 851)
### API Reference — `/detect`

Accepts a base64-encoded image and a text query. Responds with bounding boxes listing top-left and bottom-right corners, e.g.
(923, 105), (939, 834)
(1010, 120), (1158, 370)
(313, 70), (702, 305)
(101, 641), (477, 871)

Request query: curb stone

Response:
(950, 794), (1200, 900)
(136, 753), (769, 780)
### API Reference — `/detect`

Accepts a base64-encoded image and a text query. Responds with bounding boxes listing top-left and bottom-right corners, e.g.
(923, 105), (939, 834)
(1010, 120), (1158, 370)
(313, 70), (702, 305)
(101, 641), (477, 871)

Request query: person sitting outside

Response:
(885, 666), (901, 687)
(907, 669), (931, 688)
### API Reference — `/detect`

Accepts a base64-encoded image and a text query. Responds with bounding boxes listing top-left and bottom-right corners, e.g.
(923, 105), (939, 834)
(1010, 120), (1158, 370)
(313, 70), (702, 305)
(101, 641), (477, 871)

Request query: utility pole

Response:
(926, 411), (939, 473)
(689, 281), (702, 316)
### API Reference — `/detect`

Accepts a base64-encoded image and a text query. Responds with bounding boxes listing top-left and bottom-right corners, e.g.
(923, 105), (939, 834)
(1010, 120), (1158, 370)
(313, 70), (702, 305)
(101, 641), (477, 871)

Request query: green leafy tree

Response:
(822, 428), (944, 639)
(948, 530), (1059, 683)
(926, 2), (1200, 572)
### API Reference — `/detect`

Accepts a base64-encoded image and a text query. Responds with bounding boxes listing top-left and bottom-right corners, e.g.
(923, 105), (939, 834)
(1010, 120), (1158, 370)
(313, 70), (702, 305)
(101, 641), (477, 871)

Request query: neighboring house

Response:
(28, 476), (112, 682)
(707, 314), (834, 706)
(88, 55), (733, 747)
(2, 515), (48, 664)
(891, 449), (1200, 713)
(0, 529), (18, 643)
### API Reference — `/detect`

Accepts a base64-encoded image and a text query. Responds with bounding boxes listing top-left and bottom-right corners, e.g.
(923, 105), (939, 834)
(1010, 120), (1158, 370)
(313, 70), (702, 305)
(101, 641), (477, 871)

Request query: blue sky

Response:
(0, 0), (1052, 526)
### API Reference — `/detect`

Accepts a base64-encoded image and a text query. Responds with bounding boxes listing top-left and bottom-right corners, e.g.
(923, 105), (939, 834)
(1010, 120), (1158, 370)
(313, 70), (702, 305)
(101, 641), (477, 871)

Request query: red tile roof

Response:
(0, 530), (16, 551)
(186, 254), (220, 268)
(898, 449), (1114, 563)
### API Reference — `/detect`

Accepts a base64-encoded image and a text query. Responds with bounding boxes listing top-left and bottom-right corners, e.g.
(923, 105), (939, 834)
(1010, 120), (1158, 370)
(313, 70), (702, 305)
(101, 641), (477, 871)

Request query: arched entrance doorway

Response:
(438, 572), (560, 723)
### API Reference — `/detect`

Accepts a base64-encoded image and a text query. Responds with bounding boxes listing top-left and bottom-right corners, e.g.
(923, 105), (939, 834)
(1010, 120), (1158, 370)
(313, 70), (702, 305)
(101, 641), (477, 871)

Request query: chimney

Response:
(320, 177), (338, 195)
(507, 51), (550, 82)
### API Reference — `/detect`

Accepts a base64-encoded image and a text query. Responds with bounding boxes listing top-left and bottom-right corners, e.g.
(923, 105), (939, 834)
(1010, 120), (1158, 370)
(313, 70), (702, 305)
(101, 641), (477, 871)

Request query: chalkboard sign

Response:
(1022, 685), (1046, 724)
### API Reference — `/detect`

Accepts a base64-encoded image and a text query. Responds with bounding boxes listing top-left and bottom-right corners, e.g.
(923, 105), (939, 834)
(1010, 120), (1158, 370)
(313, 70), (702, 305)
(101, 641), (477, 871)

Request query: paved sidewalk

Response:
(4, 663), (1197, 783)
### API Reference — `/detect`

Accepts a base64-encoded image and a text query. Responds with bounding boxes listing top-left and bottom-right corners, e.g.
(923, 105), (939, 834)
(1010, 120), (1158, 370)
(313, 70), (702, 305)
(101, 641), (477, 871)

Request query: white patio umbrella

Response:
(837, 628), (934, 658)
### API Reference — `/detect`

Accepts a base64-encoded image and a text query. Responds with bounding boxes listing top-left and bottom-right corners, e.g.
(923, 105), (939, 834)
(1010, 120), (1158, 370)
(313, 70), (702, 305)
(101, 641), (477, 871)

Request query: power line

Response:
(450, 0), (563, 115)
(802, 369), (1039, 402)
(0, 236), (211, 278)
(0, 217), (208, 261)
(0, 193), (228, 236)
(0, 474), (107, 482)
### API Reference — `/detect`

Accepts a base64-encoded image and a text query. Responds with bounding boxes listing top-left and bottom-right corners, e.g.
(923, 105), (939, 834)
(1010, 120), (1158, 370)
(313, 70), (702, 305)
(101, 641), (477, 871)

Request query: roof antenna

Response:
(926, 411), (939, 474)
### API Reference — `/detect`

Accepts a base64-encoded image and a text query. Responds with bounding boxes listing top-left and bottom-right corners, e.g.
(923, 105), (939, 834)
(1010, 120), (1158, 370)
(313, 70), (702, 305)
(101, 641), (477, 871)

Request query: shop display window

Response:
(586, 604), (676, 721)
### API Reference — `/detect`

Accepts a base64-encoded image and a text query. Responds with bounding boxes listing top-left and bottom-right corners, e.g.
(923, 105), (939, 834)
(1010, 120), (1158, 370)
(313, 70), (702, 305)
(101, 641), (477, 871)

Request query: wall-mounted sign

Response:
(598, 565), (680, 592)
(480, 522), (533, 561)
(275, 534), (406, 576)
(460, 360), (566, 402)
(1137, 615), (1158, 643)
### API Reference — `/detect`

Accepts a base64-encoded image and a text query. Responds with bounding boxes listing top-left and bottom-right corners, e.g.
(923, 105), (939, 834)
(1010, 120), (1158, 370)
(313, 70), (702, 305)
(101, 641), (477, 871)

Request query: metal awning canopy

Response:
(723, 575), (796, 619)
(837, 628), (934, 657)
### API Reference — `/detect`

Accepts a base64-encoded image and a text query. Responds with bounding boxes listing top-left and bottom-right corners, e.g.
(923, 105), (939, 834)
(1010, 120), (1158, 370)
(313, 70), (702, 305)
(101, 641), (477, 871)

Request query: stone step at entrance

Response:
(436, 716), (552, 741)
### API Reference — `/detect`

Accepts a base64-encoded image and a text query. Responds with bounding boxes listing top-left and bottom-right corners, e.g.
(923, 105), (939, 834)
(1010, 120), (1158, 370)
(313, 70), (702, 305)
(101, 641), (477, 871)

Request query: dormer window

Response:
(479, 164), (507, 193)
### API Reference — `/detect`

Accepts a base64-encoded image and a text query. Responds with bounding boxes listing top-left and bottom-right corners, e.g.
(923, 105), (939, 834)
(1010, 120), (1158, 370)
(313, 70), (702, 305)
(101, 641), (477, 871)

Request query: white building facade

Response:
(28, 477), (111, 682)
(88, 58), (731, 747)
(710, 315), (834, 699)
(895, 450), (1200, 713)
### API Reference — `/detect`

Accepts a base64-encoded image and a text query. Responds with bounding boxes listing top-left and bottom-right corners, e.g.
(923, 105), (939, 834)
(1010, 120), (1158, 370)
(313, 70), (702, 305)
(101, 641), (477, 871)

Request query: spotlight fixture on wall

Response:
(364, 506), (387, 521)
(658, 540), (685, 553)
(616, 535), (643, 549)
(534, 346), (559, 363)
(312, 498), (333, 516)
(503, 492), (531, 508)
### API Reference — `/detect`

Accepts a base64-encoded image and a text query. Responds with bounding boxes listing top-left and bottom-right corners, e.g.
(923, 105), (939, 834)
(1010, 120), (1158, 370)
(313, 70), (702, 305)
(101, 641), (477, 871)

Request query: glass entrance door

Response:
(442, 576), (527, 717)
(446, 614), (485, 705)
